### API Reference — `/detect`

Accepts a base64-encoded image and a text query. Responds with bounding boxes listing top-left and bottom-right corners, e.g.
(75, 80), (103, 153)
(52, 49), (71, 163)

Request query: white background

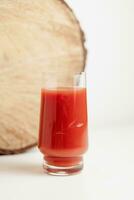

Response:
(0, 1), (134, 200)
(67, 0), (134, 129)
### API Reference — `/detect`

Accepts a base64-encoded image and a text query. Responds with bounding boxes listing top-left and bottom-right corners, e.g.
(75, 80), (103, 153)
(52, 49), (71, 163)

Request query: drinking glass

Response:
(38, 72), (88, 175)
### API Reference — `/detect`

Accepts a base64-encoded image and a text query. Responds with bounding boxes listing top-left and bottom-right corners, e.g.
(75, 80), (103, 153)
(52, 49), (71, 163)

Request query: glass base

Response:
(43, 159), (83, 176)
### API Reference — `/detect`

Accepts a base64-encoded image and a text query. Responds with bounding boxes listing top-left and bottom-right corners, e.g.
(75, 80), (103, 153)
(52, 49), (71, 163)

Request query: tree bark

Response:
(0, 0), (86, 154)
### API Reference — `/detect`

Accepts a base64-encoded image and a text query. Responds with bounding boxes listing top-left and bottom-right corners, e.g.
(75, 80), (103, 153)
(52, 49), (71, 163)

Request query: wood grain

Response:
(0, 0), (86, 154)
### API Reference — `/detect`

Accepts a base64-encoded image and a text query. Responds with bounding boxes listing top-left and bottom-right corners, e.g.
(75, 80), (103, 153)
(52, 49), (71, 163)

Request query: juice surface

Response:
(38, 87), (88, 166)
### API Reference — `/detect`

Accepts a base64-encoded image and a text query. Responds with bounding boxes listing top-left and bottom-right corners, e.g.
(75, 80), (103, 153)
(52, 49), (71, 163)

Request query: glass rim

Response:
(41, 71), (86, 89)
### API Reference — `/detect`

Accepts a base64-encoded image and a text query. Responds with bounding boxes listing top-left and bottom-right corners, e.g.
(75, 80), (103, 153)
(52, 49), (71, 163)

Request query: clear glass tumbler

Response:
(38, 72), (88, 175)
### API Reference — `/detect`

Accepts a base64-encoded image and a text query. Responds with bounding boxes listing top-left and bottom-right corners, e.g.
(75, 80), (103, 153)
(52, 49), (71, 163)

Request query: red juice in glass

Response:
(38, 73), (88, 175)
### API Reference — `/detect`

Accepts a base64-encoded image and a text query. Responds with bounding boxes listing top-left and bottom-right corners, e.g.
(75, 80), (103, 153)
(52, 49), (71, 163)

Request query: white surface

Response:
(67, 0), (134, 128)
(0, 126), (134, 200)
(0, 1), (134, 200)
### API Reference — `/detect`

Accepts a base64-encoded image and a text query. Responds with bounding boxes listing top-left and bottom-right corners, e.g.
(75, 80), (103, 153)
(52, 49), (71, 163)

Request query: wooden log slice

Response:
(0, 0), (86, 154)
